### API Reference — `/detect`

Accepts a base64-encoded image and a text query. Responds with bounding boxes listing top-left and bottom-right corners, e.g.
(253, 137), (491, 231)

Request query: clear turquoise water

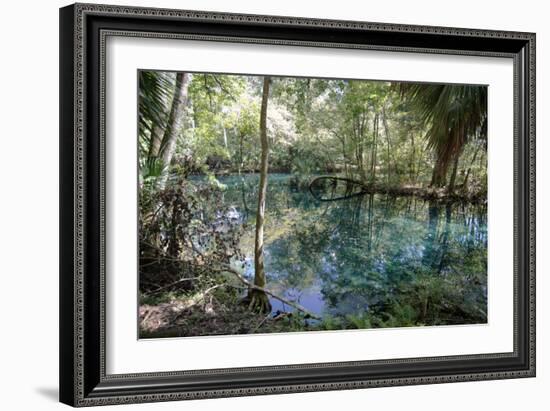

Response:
(203, 173), (487, 327)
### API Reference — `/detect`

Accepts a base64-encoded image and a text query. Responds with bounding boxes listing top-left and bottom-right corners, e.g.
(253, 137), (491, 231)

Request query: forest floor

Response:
(139, 296), (314, 338)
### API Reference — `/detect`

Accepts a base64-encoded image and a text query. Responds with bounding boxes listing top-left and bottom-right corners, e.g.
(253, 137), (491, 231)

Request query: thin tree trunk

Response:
(462, 144), (482, 189)
(370, 114), (379, 183)
(336, 134), (349, 178)
(382, 105), (394, 185)
(249, 76), (271, 313)
(238, 131), (244, 174)
(410, 131), (417, 184)
(158, 72), (191, 187)
(223, 127), (228, 149)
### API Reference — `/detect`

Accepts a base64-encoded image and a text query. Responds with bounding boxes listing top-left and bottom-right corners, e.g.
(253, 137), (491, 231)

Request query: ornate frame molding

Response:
(60, 3), (535, 407)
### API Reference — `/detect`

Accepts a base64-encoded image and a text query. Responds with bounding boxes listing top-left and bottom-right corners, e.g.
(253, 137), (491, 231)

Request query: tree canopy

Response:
(138, 71), (487, 197)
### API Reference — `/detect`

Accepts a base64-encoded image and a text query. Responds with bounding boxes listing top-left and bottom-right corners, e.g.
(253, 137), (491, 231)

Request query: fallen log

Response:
(309, 176), (486, 203)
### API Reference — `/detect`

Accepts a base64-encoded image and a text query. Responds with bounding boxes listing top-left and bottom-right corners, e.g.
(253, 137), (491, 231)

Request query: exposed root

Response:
(246, 289), (272, 314)
(213, 264), (321, 320)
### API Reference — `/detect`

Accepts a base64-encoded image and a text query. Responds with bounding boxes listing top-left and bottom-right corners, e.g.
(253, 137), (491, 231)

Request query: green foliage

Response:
(138, 71), (174, 134)
(139, 175), (245, 295)
(139, 157), (165, 189)
(400, 83), (487, 187)
(137, 71), (489, 338)
(139, 70), (487, 193)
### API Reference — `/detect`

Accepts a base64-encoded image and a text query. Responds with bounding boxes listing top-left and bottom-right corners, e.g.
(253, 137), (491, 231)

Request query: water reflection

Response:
(211, 174), (487, 327)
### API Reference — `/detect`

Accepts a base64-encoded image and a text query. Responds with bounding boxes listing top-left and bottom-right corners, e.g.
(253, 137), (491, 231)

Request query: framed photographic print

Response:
(59, 3), (536, 407)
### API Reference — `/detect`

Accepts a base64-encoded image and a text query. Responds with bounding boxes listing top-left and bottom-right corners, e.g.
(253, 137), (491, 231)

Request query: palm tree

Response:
(157, 72), (191, 187)
(138, 71), (174, 159)
(400, 84), (487, 189)
(138, 71), (191, 187)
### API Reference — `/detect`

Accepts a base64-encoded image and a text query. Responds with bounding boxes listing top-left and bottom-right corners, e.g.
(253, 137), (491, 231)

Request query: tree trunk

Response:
(447, 154), (460, 194)
(249, 76), (272, 313)
(158, 72), (191, 187)
(370, 114), (379, 183)
(382, 105), (394, 185)
(409, 131), (417, 184)
(148, 124), (164, 159)
(430, 155), (449, 188)
(238, 131), (244, 174)
(431, 123), (467, 189)
(462, 144), (481, 190)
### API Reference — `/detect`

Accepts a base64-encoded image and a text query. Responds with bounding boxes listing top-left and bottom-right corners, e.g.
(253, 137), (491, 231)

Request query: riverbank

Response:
(359, 183), (486, 203)
(191, 171), (486, 203)
(139, 297), (313, 338)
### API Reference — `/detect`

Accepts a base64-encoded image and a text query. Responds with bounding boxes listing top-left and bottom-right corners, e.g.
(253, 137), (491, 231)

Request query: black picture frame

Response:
(59, 3), (536, 407)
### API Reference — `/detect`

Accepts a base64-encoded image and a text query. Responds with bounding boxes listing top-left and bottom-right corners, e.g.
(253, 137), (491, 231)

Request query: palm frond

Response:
(399, 82), (487, 160)
(138, 71), (176, 147)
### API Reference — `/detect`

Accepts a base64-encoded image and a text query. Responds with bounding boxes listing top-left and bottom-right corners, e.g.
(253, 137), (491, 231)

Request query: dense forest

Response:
(138, 71), (488, 338)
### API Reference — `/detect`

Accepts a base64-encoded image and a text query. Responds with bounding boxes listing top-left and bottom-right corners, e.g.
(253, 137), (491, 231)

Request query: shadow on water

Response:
(208, 174), (488, 327)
